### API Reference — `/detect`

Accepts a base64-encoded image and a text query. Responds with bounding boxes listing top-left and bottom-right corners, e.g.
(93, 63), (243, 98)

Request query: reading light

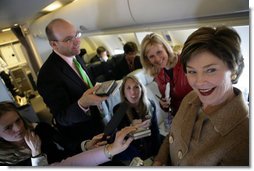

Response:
(2, 28), (11, 32)
(42, 1), (63, 12)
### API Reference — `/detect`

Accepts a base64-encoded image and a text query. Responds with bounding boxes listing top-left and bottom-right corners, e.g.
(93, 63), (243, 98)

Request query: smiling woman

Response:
(140, 33), (193, 117)
(185, 51), (236, 108)
(153, 26), (249, 166)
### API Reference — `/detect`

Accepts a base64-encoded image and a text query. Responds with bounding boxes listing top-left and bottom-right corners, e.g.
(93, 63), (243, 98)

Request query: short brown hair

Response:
(181, 26), (244, 84)
(123, 42), (138, 54)
(96, 46), (107, 55)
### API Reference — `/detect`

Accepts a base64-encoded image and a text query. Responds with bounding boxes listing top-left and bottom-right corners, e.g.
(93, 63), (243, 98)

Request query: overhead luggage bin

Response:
(128, 0), (249, 24)
(30, 0), (249, 38)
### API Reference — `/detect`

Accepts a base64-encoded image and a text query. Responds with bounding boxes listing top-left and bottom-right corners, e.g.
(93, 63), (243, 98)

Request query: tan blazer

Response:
(155, 88), (249, 166)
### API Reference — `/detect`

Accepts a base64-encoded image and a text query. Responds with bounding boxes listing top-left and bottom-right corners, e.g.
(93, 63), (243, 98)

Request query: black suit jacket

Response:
(111, 54), (142, 80)
(90, 55), (101, 63)
(37, 51), (104, 142)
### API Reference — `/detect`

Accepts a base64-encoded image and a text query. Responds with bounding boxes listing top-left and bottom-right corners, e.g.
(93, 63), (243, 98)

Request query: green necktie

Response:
(73, 58), (93, 88)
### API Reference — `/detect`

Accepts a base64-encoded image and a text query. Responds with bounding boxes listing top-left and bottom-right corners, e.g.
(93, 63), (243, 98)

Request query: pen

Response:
(155, 94), (162, 99)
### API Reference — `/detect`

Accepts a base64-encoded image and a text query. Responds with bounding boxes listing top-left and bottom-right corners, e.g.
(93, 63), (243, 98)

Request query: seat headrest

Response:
(128, 69), (153, 86)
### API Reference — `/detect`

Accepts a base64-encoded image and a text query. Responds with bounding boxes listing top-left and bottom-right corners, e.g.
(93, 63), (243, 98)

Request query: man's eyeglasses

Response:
(53, 31), (82, 43)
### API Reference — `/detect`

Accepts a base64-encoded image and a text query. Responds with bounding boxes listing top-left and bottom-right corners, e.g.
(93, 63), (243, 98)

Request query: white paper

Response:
(165, 82), (170, 100)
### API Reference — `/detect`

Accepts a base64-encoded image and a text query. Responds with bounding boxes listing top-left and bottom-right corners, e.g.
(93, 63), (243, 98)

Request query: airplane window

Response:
(136, 32), (153, 44)
(113, 49), (124, 55)
(233, 25), (249, 102)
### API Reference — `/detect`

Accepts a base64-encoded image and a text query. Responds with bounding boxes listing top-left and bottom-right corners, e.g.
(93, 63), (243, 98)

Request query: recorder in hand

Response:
(128, 116), (152, 140)
(128, 127), (151, 140)
(95, 80), (118, 96)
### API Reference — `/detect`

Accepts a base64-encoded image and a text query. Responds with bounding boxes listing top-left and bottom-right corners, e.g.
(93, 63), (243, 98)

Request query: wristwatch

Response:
(104, 144), (113, 160)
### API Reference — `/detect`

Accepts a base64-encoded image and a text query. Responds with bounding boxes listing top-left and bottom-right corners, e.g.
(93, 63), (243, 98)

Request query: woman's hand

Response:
(159, 97), (171, 112)
(85, 133), (107, 150)
(159, 97), (170, 108)
(107, 126), (136, 156)
(140, 119), (151, 129)
(131, 119), (142, 126)
(24, 130), (42, 157)
(132, 119), (151, 129)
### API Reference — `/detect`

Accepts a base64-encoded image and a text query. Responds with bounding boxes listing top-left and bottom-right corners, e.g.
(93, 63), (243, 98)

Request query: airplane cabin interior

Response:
(0, 0), (250, 166)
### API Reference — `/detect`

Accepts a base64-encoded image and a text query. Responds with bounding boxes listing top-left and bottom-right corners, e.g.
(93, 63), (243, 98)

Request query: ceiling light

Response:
(2, 28), (11, 32)
(42, 1), (63, 12)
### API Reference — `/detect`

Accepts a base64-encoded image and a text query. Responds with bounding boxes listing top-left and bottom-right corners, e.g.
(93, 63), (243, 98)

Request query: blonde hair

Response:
(140, 33), (177, 77)
(120, 75), (151, 121)
(173, 44), (183, 54)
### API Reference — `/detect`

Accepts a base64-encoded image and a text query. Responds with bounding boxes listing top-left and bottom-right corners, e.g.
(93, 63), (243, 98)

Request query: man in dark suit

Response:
(37, 18), (107, 143)
(90, 46), (109, 64)
(111, 42), (142, 80)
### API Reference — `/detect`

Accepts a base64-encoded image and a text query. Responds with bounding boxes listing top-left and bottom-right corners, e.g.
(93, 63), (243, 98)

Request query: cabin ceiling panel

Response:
(129, 0), (249, 24)
(29, 0), (249, 37)
(30, 0), (135, 38)
(54, 0), (135, 30)
(0, 0), (55, 30)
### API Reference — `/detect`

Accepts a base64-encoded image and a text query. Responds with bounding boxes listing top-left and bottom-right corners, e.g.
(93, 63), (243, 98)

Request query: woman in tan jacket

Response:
(153, 26), (249, 166)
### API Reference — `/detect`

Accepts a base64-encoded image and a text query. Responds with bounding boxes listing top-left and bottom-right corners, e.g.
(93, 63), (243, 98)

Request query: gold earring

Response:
(231, 73), (237, 81)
